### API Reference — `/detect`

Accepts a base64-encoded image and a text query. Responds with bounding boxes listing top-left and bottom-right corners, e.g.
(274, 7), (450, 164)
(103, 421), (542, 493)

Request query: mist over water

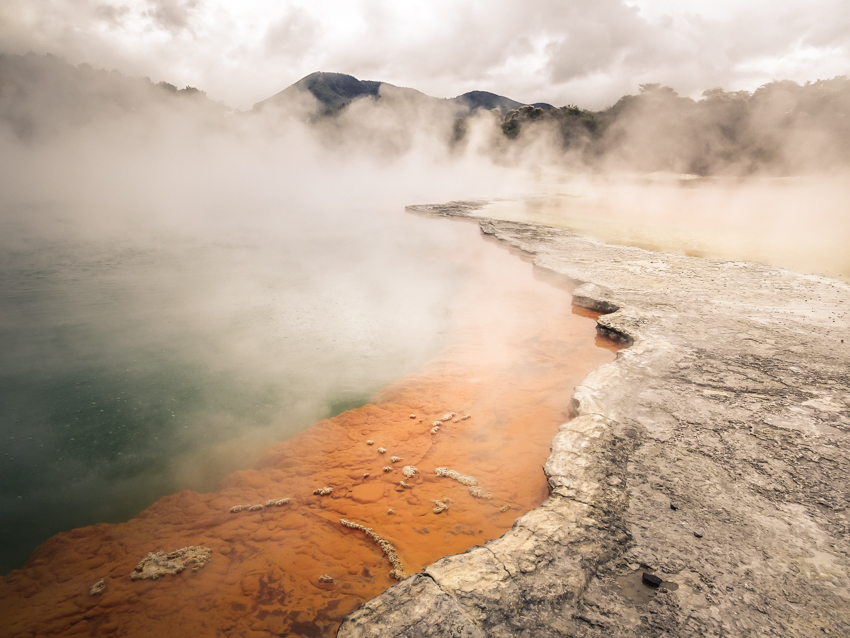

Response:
(484, 172), (850, 282)
(0, 99), (530, 573)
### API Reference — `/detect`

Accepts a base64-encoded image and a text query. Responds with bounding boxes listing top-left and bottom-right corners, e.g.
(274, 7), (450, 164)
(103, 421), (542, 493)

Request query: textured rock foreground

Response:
(338, 202), (850, 637)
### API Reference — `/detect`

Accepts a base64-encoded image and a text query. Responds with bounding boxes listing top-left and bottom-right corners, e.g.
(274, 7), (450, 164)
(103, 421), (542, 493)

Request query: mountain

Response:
(253, 72), (381, 115)
(253, 72), (553, 117)
(453, 91), (554, 114)
(453, 90), (524, 115)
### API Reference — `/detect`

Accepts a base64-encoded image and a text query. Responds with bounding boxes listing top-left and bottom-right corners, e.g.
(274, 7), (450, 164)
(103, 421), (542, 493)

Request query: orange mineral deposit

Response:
(0, 228), (620, 638)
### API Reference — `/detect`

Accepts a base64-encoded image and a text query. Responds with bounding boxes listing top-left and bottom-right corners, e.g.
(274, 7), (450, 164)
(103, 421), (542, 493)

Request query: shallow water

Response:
(0, 204), (473, 574)
(0, 216), (619, 638)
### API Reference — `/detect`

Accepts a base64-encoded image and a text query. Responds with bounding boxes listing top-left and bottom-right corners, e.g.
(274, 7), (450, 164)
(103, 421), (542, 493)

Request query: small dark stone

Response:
(694, 531), (703, 538)
(670, 503), (678, 511)
(642, 572), (662, 587)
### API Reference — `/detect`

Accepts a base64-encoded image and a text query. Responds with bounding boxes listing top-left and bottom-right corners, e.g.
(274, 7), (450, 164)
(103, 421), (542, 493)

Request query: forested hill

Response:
(253, 70), (850, 174)
(500, 80), (850, 174)
(0, 52), (221, 139)
(252, 71), (550, 116)
(3, 53), (849, 174)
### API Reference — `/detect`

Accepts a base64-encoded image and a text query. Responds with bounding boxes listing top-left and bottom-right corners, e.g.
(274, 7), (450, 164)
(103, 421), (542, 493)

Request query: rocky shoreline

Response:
(338, 202), (850, 637)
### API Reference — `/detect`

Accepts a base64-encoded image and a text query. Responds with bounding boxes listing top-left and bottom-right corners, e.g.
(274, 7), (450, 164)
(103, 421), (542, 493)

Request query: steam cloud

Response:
(1, 52), (849, 576)
(0, 53), (531, 573)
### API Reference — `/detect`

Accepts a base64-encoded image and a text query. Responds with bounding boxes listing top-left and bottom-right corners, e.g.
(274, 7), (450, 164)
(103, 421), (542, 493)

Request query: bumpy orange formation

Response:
(0, 247), (620, 637)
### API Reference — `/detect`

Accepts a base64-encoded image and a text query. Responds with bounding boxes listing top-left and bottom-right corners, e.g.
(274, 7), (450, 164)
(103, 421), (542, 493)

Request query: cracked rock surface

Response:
(337, 201), (850, 637)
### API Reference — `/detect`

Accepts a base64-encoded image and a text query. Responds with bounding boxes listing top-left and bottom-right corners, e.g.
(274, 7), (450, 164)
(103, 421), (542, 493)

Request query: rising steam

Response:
(0, 52), (848, 575)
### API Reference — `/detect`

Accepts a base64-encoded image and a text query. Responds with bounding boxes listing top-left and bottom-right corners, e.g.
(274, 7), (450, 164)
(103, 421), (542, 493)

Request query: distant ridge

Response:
(253, 72), (553, 116)
(254, 72), (382, 115)
(453, 90), (523, 114)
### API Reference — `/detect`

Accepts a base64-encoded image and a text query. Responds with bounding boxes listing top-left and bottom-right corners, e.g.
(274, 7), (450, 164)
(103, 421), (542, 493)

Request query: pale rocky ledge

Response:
(337, 201), (850, 637)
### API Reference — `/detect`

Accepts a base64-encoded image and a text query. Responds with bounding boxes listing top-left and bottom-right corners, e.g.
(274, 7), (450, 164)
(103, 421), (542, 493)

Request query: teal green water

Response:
(0, 204), (467, 574)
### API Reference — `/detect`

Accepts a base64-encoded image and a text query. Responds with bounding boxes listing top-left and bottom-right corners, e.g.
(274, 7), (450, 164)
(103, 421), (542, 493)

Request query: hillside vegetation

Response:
(501, 80), (850, 174)
(3, 54), (849, 174)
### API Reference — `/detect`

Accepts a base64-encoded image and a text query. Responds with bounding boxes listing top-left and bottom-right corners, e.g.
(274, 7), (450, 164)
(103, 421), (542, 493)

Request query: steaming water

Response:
(479, 173), (850, 282)
(0, 207), (619, 638)
(0, 201), (474, 575)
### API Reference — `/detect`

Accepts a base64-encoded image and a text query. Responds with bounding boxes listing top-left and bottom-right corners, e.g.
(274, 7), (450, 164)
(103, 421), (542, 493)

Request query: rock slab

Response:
(338, 202), (850, 637)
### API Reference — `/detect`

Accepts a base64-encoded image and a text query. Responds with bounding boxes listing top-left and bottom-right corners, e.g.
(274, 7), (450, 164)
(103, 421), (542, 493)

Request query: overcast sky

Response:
(2, 0), (849, 110)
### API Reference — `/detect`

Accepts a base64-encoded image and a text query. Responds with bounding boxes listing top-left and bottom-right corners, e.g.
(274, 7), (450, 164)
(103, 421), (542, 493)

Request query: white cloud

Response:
(140, 0), (200, 33)
(1, 0), (849, 109)
(264, 7), (318, 58)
